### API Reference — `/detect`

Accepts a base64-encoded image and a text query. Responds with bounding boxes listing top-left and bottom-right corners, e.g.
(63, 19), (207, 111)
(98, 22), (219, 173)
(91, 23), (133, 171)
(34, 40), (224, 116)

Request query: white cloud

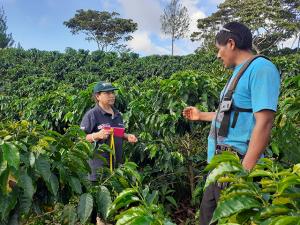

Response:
(128, 31), (169, 55)
(117, 0), (163, 34)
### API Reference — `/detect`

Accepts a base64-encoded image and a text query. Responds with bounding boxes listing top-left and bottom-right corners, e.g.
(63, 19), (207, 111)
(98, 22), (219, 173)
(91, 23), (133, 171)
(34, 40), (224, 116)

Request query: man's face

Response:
(216, 40), (236, 68)
(96, 91), (115, 106)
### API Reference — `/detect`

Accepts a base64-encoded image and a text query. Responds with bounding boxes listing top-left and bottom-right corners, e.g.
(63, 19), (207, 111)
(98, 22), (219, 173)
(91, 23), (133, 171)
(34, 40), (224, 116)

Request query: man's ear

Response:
(227, 38), (236, 50)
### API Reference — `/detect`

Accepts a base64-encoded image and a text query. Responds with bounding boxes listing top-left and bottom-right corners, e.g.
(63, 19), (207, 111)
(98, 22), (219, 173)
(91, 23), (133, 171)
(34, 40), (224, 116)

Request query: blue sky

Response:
(2, 0), (225, 56)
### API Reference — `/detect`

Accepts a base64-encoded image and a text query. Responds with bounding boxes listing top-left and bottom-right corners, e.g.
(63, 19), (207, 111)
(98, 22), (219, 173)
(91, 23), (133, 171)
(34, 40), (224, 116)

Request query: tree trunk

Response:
(171, 37), (174, 56)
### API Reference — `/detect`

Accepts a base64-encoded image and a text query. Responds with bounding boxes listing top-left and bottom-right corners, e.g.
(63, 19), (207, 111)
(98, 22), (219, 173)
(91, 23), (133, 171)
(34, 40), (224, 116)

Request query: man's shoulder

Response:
(251, 56), (278, 71)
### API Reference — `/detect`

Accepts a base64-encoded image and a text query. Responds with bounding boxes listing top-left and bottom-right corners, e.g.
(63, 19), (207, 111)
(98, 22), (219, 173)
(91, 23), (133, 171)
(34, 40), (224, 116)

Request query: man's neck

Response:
(234, 50), (254, 66)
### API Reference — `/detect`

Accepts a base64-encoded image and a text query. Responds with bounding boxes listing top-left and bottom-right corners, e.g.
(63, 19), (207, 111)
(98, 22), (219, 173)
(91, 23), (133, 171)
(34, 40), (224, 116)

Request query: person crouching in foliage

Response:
(80, 81), (138, 181)
(183, 22), (280, 225)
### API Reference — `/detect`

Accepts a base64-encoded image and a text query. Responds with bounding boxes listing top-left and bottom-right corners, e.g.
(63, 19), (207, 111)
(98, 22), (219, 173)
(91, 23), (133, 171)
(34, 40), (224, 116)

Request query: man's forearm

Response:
(199, 112), (216, 122)
(242, 113), (274, 170)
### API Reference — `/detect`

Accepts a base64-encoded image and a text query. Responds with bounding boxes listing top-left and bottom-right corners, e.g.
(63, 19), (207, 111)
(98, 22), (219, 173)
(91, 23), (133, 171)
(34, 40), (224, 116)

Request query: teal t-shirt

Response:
(207, 57), (280, 162)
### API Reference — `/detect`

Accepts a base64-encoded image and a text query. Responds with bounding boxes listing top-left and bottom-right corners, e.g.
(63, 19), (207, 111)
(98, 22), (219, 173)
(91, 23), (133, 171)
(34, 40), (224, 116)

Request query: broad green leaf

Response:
(0, 191), (18, 220)
(264, 216), (300, 225)
(205, 162), (242, 190)
(1, 143), (20, 169)
(165, 196), (178, 208)
(69, 177), (82, 194)
(62, 205), (77, 225)
(115, 206), (147, 225)
(146, 190), (158, 206)
(0, 161), (7, 176)
(96, 186), (112, 220)
(205, 151), (241, 172)
(47, 173), (59, 196)
(108, 189), (140, 216)
(278, 175), (300, 194)
(29, 152), (35, 167)
(126, 215), (153, 225)
(77, 193), (93, 224)
(211, 195), (261, 223)
(19, 172), (35, 199)
(35, 157), (51, 182)
(259, 205), (291, 220)
(249, 170), (273, 178)
(19, 192), (32, 214)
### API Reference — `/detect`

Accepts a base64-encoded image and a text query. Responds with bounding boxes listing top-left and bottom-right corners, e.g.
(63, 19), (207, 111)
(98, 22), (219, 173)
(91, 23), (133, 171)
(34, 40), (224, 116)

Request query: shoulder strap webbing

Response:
(218, 55), (270, 137)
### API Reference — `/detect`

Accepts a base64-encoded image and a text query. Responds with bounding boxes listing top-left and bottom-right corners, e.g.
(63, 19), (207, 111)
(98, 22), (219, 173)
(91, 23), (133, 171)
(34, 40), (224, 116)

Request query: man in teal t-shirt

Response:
(183, 22), (280, 225)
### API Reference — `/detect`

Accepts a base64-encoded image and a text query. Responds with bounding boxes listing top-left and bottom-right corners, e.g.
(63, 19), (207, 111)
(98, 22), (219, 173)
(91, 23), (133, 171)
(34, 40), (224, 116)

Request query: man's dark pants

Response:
(199, 183), (222, 225)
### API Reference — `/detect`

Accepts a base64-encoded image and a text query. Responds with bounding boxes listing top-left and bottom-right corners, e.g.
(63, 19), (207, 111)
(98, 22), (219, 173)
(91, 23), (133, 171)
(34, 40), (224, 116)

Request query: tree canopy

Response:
(191, 0), (300, 53)
(0, 7), (14, 48)
(64, 10), (138, 52)
(161, 0), (190, 55)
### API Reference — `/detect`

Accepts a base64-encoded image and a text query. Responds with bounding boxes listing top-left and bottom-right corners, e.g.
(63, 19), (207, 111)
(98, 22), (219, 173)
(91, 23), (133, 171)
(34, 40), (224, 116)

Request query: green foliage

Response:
(191, 0), (300, 53)
(205, 152), (300, 224)
(0, 121), (94, 223)
(64, 10), (138, 52)
(0, 47), (299, 224)
(0, 7), (14, 48)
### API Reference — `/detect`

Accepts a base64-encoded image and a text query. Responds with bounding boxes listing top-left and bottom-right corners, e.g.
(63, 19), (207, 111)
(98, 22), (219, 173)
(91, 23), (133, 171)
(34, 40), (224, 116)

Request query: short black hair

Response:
(215, 22), (252, 50)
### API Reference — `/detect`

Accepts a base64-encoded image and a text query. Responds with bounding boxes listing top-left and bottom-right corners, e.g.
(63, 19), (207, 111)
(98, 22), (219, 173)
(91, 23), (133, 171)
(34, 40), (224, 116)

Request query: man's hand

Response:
(125, 134), (138, 143)
(95, 129), (111, 140)
(182, 106), (201, 121)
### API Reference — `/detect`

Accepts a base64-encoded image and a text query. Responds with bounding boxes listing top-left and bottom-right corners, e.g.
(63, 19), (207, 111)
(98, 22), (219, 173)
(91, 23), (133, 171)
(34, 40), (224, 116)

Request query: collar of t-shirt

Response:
(96, 104), (120, 120)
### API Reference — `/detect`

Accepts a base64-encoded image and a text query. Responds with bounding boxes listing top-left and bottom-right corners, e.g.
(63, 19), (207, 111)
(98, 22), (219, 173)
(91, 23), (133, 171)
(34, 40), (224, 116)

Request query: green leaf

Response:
(165, 196), (178, 208)
(0, 161), (7, 176)
(278, 175), (300, 194)
(29, 152), (35, 167)
(211, 195), (261, 223)
(262, 216), (300, 225)
(77, 193), (93, 224)
(96, 186), (112, 220)
(259, 205), (291, 220)
(108, 189), (140, 217)
(62, 205), (77, 225)
(205, 151), (241, 172)
(47, 173), (59, 196)
(19, 191), (32, 214)
(69, 177), (82, 194)
(19, 172), (35, 199)
(35, 157), (51, 182)
(1, 143), (20, 169)
(204, 162), (242, 190)
(115, 206), (147, 225)
(249, 170), (273, 178)
(0, 191), (18, 220)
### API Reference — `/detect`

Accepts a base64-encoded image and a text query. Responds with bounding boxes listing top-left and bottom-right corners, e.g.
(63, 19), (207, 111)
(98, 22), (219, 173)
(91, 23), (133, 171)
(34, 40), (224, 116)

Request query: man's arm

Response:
(183, 106), (216, 122)
(242, 110), (275, 170)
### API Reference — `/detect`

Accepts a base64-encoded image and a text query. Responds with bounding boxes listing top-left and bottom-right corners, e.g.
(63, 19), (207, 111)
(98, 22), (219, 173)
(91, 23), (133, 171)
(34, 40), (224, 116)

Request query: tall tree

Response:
(191, 0), (300, 54)
(64, 10), (138, 52)
(161, 0), (190, 55)
(0, 7), (14, 48)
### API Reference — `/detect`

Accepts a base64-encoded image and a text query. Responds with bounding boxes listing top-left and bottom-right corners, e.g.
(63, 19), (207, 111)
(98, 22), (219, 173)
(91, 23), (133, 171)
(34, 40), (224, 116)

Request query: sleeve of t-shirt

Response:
(250, 62), (280, 113)
(80, 112), (94, 134)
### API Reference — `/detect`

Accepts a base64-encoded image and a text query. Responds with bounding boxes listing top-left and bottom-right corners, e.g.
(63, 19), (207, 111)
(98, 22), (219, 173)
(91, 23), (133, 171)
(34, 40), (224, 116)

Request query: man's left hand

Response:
(127, 134), (138, 143)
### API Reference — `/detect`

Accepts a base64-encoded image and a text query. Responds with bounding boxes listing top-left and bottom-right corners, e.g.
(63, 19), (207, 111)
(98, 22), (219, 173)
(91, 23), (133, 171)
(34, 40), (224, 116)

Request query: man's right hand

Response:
(182, 106), (201, 121)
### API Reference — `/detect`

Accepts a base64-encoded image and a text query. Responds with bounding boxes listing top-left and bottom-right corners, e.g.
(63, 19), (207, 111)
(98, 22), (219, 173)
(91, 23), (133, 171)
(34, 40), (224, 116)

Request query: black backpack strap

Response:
(218, 55), (269, 137)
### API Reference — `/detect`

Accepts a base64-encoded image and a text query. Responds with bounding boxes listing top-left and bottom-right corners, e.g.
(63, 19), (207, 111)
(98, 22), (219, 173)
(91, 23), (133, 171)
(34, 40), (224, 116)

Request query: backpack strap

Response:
(218, 55), (269, 137)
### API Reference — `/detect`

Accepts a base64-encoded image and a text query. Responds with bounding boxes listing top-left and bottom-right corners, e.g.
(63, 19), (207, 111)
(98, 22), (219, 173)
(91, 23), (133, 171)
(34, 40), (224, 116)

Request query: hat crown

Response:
(93, 81), (118, 93)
